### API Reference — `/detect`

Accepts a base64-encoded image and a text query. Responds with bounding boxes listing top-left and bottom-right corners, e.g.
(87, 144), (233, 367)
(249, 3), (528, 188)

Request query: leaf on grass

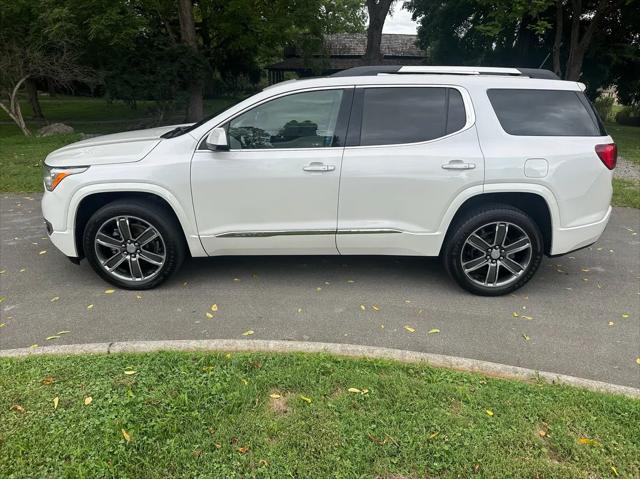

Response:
(348, 388), (362, 393)
(238, 446), (249, 454)
(46, 335), (60, 340)
(269, 393), (281, 399)
(104, 289), (115, 294)
(84, 396), (92, 406)
(50, 296), (59, 302)
(53, 397), (59, 409)
(211, 304), (218, 312)
(242, 330), (254, 336)
(10, 404), (25, 413)
(611, 466), (619, 476)
(404, 326), (416, 333)
(486, 409), (494, 417)
(121, 429), (131, 443)
(42, 376), (55, 385)
(124, 370), (136, 375)
(578, 437), (600, 446)
(299, 395), (312, 403)
(428, 432), (439, 439)
(428, 328), (440, 334)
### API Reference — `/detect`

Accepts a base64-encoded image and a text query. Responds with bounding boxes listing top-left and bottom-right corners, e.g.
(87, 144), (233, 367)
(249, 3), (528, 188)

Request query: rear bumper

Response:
(551, 206), (612, 256)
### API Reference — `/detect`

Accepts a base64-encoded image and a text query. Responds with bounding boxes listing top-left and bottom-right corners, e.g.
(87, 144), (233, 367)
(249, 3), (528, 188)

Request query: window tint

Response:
(228, 89), (344, 149)
(487, 89), (603, 136)
(359, 87), (466, 146)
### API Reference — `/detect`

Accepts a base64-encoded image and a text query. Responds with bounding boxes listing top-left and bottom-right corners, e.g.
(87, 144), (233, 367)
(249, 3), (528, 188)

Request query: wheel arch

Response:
(72, 188), (204, 259)
(443, 191), (554, 255)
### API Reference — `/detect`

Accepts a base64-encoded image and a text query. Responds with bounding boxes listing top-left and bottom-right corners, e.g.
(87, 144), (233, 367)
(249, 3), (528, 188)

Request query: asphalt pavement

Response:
(1, 194), (639, 387)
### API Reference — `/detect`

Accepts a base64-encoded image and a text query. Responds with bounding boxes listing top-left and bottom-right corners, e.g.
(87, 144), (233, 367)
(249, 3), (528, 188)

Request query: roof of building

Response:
(323, 33), (424, 58)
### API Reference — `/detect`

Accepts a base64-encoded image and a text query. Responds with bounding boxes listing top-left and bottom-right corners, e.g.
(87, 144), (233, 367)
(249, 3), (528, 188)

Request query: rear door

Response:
(336, 85), (484, 256)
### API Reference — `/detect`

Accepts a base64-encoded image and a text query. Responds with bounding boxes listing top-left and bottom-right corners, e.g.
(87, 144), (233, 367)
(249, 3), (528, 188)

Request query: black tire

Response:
(442, 204), (543, 296)
(83, 199), (185, 290)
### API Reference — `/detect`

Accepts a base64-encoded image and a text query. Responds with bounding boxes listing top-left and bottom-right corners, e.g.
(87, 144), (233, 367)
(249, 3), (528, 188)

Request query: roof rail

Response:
(330, 65), (560, 80)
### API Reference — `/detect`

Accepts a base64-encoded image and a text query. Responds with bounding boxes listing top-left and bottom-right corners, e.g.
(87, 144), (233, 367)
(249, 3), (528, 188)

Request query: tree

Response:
(177, 0), (205, 121)
(363, 0), (395, 64)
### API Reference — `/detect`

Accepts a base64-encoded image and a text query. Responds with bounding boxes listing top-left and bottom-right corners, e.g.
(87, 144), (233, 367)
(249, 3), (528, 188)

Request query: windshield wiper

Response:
(161, 126), (190, 139)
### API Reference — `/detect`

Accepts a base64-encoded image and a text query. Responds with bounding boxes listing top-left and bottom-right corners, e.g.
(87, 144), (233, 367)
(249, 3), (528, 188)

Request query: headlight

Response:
(43, 165), (88, 191)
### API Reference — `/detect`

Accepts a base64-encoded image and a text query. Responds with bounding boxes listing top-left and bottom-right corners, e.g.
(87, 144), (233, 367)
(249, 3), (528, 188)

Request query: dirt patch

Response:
(267, 392), (291, 415)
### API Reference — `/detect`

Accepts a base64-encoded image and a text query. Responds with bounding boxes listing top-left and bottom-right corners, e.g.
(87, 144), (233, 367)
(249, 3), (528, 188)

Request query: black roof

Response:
(330, 66), (560, 80)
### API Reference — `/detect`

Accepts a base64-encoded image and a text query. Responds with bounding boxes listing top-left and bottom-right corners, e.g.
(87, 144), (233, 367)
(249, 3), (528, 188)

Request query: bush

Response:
(594, 96), (615, 122)
(615, 105), (640, 126)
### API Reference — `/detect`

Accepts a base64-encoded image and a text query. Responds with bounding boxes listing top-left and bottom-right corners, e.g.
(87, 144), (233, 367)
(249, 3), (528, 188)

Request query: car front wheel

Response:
(443, 205), (543, 296)
(83, 199), (185, 290)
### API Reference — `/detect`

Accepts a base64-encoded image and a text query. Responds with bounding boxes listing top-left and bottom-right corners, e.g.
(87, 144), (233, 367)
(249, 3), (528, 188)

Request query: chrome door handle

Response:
(442, 161), (476, 170)
(303, 162), (335, 172)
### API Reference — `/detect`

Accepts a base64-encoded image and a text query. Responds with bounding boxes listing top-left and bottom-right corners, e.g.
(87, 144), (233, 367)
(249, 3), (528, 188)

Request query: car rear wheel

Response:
(443, 205), (543, 296)
(83, 199), (185, 290)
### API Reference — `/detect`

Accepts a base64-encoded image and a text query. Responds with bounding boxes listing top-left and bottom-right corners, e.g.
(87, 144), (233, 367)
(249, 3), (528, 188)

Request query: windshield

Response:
(161, 98), (246, 139)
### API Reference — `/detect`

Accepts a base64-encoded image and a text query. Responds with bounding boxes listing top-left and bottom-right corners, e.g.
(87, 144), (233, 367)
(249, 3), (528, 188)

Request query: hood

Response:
(44, 124), (191, 167)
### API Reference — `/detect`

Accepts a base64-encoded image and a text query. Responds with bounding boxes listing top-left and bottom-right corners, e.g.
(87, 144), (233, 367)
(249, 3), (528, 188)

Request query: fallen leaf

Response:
(297, 308), (303, 313)
(46, 335), (60, 340)
(104, 289), (115, 294)
(372, 305), (380, 311)
(87, 304), (94, 310)
(359, 304), (366, 311)
(578, 437), (600, 446)
(124, 370), (136, 375)
(121, 429), (131, 443)
(238, 446), (249, 454)
(538, 430), (546, 437)
(38, 250), (47, 255)
(0, 270), (5, 274)
(242, 330), (254, 336)
(206, 312), (214, 319)
(428, 432), (439, 439)
(10, 404), (25, 413)
(521, 315), (534, 320)
(211, 304), (218, 312)
(19, 268), (26, 272)
(636, 357), (640, 365)
(42, 376), (55, 385)
(84, 396), (92, 405)
(299, 395), (312, 403)
(428, 328), (440, 334)
(404, 325), (416, 333)
(53, 397), (59, 409)
(57, 331), (70, 335)
(512, 312), (519, 318)
(581, 268), (590, 272)
(348, 387), (362, 393)
(269, 393), (281, 399)
(50, 296), (60, 302)
(30, 344), (38, 348)
(135, 294), (142, 299)
(316, 287), (322, 291)
(611, 466), (619, 477)
(346, 279), (355, 283)
(522, 334), (531, 341)
(621, 313), (630, 319)
(241, 378), (248, 385)
(486, 409), (494, 417)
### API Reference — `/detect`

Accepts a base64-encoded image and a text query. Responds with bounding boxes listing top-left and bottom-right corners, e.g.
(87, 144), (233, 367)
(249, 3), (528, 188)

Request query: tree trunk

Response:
(1, 76), (32, 136)
(363, 0), (394, 65)
(25, 78), (44, 120)
(552, 0), (563, 77)
(177, 0), (204, 122)
(564, 0), (610, 80)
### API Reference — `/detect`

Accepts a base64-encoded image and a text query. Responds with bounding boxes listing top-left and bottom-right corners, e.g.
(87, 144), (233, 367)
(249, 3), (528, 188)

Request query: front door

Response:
(337, 85), (484, 256)
(191, 87), (353, 255)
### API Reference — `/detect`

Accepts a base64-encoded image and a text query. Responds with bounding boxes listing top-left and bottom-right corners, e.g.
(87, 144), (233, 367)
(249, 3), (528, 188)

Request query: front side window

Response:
(487, 89), (605, 136)
(358, 87), (467, 146)
(228, 89), (345, 149)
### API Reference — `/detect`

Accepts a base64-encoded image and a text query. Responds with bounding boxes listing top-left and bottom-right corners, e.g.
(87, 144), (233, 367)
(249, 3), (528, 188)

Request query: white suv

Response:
(41, 66), (616, 295)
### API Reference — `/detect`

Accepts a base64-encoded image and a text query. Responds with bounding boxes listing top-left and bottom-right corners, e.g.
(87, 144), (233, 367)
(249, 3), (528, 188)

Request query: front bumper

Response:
(46, 228), (78, 257)
(551, 206), (612, 256)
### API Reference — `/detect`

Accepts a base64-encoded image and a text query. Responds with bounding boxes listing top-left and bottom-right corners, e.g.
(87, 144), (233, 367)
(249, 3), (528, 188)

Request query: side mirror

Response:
(205, 127), (229, 151)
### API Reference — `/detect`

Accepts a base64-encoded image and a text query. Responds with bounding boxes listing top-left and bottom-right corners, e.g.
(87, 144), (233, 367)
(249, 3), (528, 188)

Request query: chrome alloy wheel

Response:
(94, 215), (166, 282)
(460, 221), (532, 288)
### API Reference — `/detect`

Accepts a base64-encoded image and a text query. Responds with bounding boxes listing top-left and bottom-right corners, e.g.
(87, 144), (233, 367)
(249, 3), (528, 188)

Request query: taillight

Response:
(595, 143), (617, 170)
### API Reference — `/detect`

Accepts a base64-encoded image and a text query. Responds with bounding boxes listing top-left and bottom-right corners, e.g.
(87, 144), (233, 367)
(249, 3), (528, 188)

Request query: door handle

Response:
(441, 160), (476, 170)
(303, 162), (335, 172)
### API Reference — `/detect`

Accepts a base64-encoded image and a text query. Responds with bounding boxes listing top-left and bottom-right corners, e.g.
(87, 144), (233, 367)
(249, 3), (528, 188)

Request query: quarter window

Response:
(487, 89), (605, 136)
(228, 89), (345, 149)
(358, 87), (467, 146)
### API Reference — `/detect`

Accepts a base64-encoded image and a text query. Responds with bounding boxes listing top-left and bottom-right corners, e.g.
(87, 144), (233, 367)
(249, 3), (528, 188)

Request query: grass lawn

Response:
(605, 122), (640, 166)
(1, 352), (638, 478)
(612, 178), (640, 209)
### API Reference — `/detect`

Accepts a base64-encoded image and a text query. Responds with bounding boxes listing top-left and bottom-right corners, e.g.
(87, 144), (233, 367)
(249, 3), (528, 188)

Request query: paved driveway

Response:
(1, 194), (639, 387)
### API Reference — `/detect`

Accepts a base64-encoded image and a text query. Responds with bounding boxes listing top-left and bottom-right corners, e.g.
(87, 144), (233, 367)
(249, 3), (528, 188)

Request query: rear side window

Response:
(487, 89), (605, 136)
(358, 87), (467, 146)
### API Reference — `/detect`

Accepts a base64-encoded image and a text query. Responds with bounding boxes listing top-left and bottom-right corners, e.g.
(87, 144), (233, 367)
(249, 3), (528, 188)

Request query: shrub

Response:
(615, 105), (640, 126)
(594, 96), (615, 122)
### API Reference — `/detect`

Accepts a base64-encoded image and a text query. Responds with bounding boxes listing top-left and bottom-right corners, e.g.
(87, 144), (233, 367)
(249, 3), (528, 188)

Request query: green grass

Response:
(1, 352), (638, 478)
(605, 122), (640, 166)
(612, 178), (640, 209)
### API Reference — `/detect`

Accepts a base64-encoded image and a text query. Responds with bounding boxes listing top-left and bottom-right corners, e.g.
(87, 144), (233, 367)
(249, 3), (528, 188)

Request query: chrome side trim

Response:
(215, 229), (402, 238)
